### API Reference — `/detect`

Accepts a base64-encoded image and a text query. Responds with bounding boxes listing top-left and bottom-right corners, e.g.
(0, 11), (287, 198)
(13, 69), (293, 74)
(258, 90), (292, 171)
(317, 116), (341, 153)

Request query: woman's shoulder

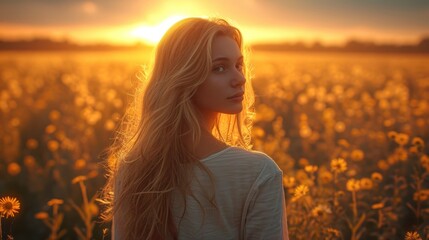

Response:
(224, 147), (283, 175)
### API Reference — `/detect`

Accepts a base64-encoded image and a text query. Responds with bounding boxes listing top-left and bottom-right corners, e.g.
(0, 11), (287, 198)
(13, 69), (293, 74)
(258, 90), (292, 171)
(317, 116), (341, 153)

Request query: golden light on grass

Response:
(0, 196), (20, 218)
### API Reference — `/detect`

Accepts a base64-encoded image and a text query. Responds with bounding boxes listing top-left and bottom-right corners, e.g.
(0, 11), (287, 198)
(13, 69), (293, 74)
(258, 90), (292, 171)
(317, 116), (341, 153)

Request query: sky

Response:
(0, 0), (428, 46)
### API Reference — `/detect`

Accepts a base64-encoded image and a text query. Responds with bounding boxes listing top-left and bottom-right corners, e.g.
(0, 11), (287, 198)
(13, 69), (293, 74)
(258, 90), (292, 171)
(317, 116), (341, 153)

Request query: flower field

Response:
(0, 50), (428, 239)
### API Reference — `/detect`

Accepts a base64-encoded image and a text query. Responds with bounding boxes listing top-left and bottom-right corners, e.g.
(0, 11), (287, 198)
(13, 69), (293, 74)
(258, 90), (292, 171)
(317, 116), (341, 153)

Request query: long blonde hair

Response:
(100, 17), (255, 239)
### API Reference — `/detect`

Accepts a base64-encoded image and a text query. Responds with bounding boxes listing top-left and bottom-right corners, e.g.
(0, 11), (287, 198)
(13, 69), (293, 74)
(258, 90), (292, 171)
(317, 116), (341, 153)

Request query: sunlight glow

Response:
(130, 15), (190, 45)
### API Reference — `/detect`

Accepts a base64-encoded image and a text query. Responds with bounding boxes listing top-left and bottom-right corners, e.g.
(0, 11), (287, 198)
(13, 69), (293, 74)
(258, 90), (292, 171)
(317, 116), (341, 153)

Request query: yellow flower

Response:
(49, 110), (61, 121)
(387, 155), (398, 165)
(104, 119), (116, 131)
(26, 138), (39, 149)
(47, 140), (60, 152)
(395, 147), (408, 161)
(346, 179), (361, 192)
(412, 137), (424, 146)
(371, 172), (383, 182)
(295, 169), (310, 184)
(88, 203), (99, 217)
(409, 146), (419, 154)
(282, 176), (296, 188)
(88, 170), (99, 179)
(305, 165), (318, 173)
(298, 158), (309, 167)
(24, 155), (36, 169)
(74, 159), (87, 170)
(346, 169), (357, 178)
(330, 158), (347, 173)
(334, 121), (346, 133)
(413, 190), (429, 202)
(360, 178), (373, 190)
(299, 126), (312, 138)
(337, 139), (350, 148)
(377, 160), (389, 171)
(47, 198), (64, 206)
(387, 131), (397, 140)
(292, 185), (309, 201)
(421, 155), (429, 172)
(319, 170), (333, 184)
(7, 162), (21, 176)
(420, 155), (429, 165)
(395, 133), (409, 146)
(0, 196), (20, 218)
(45, 124), (56, 134)
(351, 149), (364, 161)
(311, 204), (332, 217)
(405, 231), (422, 240)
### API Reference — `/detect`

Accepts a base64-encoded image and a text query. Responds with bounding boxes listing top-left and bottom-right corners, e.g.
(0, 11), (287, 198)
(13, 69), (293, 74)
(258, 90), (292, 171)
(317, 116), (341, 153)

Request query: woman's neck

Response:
(192, 130), (228, 160)
(185, 111), (228, 159)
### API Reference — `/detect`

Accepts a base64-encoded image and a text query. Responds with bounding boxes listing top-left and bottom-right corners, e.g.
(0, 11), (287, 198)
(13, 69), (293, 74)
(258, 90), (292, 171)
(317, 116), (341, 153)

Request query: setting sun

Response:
(130, 15), (191, 45)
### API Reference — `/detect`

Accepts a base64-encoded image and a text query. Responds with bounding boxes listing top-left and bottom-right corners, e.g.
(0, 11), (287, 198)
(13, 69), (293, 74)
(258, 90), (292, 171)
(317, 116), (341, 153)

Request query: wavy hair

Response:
(100, 17), (255, 239)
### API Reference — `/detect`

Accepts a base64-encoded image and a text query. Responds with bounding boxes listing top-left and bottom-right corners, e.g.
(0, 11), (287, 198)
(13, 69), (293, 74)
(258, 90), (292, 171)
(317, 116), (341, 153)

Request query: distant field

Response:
(1, 51), (428, 239)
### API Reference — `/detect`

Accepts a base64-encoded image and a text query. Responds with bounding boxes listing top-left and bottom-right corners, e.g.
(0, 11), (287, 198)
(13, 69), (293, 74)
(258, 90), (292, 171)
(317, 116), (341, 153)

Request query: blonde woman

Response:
(101, 17), (289, 240)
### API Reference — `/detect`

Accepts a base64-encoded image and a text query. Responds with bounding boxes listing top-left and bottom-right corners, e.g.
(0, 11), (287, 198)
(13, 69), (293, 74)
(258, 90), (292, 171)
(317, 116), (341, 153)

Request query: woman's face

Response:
(192, 35), (246, 116)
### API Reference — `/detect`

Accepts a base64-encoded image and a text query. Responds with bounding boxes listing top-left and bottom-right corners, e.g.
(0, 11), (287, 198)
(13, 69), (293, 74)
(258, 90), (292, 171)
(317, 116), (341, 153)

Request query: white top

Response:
(171, 146), (289, 240)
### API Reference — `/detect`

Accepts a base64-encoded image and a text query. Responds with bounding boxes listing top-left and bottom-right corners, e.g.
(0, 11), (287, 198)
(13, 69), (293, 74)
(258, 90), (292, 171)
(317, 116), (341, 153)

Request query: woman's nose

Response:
(232, 69), (246, 87)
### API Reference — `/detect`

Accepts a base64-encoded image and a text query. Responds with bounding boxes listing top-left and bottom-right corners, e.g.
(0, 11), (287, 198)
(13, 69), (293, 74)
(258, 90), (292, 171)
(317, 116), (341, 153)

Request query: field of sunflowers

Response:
(0, 50), (428, 240)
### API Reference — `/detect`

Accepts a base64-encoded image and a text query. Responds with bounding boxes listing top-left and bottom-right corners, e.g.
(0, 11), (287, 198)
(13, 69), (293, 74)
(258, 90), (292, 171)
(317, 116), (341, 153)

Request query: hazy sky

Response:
(0, 0), (428, 45)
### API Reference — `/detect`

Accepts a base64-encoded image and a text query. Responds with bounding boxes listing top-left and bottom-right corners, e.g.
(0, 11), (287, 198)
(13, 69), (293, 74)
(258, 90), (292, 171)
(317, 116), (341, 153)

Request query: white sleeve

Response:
(244, 172), (289, 240)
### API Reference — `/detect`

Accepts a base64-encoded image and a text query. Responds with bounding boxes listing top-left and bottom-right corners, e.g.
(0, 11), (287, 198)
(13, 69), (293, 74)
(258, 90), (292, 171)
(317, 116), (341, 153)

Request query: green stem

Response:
(333, 172), (338, 211)
(416, 176), (422, 222)
(352, 191), (358, 219)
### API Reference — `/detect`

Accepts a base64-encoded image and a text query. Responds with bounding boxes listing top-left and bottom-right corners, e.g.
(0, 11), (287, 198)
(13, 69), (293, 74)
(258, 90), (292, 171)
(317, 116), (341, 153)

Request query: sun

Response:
(130, 15), (190, 45)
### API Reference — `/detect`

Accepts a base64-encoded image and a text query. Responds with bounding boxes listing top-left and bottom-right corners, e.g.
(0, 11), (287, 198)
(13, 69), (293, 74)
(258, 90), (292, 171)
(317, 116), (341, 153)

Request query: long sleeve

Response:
(244, 172), (289, 240)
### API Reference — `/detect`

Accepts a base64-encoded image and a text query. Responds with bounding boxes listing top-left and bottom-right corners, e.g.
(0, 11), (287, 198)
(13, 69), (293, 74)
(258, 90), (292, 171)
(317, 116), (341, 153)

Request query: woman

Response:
(101, 17), (289, 240)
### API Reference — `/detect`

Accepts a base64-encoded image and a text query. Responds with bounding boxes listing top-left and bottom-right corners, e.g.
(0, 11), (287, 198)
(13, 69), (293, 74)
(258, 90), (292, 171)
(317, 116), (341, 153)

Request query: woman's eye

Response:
(214, 66), (226, 72)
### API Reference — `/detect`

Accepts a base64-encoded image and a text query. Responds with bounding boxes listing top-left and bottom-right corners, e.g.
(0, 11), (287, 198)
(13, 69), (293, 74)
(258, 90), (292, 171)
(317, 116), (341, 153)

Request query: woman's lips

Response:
(227, 92), (244, 102)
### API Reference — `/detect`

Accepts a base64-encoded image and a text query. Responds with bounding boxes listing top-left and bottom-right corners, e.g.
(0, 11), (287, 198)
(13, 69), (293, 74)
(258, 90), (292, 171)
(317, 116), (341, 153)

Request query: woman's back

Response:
(103, 18), (289, 240)
(172, 147), (287, 239)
